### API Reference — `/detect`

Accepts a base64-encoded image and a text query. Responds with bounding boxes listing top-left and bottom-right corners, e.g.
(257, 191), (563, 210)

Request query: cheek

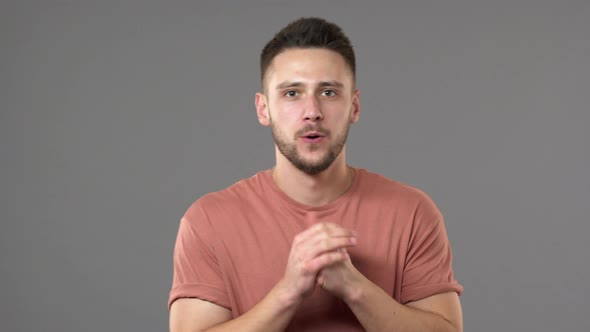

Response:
(271, 100), (301, 122)
(324, 101), (352, 123)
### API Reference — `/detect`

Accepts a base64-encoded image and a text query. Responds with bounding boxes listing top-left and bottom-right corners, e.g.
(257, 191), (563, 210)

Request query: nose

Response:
(303, 95), (323, 122)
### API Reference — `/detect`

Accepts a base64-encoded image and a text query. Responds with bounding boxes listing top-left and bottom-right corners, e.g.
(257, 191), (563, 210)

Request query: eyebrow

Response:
(275, 81), (345, 90)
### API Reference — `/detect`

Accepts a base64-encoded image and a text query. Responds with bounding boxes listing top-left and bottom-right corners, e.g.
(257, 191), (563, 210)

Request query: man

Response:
(169, 17), (463, 332)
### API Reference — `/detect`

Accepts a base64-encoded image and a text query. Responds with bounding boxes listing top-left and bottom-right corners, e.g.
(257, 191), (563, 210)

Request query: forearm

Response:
(346, 277), (459, 332)
(203, 281), (299, 332)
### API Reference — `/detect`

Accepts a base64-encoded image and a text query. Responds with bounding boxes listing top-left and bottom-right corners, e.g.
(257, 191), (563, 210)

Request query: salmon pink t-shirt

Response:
(168, 168), (463, 331)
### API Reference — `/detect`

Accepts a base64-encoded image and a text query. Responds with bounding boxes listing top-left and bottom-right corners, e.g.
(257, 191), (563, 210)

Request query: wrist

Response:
(343, 272), (369, 306)
(273, 278), (304, 311)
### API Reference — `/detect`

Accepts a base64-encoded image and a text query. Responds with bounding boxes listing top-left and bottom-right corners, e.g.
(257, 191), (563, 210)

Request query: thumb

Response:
(316, 273), (327, 288)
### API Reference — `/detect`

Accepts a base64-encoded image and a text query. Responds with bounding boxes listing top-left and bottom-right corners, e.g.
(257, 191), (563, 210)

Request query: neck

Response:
(271, 152), (355, 207)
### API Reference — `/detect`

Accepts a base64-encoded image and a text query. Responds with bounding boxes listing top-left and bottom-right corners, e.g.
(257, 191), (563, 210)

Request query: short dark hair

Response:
(260, 17), (356, 89)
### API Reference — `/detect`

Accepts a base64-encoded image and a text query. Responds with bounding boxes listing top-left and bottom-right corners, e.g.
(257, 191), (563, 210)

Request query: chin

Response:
(294, 156), (337, 175)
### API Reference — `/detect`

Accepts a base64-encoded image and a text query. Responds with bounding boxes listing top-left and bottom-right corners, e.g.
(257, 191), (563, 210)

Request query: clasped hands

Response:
(280, 222), (364, 305)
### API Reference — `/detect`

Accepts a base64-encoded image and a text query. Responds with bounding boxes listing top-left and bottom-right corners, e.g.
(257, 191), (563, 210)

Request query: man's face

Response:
(256, 48), (360, 175)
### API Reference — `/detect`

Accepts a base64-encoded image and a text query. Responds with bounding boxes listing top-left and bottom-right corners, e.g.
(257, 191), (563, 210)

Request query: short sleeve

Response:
(168, 202), (230, 310)
(401, 194), (463, 304)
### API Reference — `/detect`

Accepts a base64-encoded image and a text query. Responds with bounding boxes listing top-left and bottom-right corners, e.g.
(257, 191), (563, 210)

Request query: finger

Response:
(303, 250), (348, 275)
(304, 236), (356, 261)
(294, 223), (356, 246)
(310, 222), (355, 236)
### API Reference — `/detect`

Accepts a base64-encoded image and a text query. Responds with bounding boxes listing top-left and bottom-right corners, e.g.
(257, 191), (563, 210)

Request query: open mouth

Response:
(301, 133), (325, 143)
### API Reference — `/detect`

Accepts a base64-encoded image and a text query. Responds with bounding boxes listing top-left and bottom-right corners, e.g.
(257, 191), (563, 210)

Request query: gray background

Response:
(1, 0), (588, 331)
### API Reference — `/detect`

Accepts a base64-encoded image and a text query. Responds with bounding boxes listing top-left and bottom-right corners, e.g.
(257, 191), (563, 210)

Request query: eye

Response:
(284, 90), (299, 97)
(321, 89), (336, 97)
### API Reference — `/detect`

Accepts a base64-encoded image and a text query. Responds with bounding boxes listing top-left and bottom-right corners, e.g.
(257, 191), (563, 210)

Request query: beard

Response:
(270, 118), (350, 176)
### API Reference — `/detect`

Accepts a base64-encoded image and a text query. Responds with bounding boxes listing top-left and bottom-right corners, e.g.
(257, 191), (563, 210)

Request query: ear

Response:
(350, 89), (361, 124)
(255, 92), (271, 127)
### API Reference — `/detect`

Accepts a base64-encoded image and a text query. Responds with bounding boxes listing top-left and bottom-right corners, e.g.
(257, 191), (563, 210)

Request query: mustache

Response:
(295, 125), (330, 137)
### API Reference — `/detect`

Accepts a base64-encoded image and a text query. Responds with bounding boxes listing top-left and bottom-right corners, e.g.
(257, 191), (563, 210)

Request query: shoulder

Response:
(183, 170), (267, 222)
(357, 168), (437, 210)
(358, 169), (446, 239)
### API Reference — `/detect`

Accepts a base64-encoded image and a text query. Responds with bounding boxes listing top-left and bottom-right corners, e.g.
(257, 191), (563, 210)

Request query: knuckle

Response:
(302, 261), (316, 275)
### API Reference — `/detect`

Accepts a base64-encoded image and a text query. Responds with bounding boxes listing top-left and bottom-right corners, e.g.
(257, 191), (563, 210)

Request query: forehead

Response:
(265, 48), (354, 89)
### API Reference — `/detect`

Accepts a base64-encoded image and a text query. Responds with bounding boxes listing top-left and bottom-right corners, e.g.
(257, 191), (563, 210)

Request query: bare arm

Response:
(317, 256), (463, 332)
(170, 299), (231, 332)
(347, 280), (463, 332)
(169, 281), (299, 332)
(169, 223), (357, 332)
